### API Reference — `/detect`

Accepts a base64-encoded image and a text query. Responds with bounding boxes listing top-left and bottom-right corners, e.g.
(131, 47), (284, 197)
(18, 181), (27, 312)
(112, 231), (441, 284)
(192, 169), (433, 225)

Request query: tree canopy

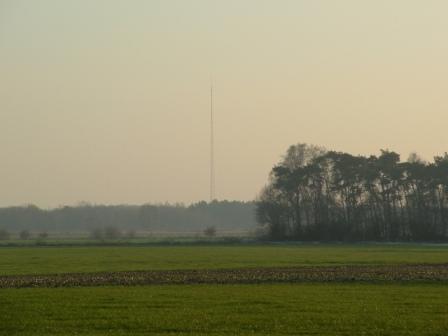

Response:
(256, 143), (448, 241)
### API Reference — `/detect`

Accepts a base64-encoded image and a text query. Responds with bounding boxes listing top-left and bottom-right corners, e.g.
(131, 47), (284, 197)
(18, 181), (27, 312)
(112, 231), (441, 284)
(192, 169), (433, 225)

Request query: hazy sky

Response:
(1, 1), (448, 207)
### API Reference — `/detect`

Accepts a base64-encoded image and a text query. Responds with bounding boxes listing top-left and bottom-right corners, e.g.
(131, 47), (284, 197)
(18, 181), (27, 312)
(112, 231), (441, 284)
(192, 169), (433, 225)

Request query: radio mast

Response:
(210, 83), (215, 202)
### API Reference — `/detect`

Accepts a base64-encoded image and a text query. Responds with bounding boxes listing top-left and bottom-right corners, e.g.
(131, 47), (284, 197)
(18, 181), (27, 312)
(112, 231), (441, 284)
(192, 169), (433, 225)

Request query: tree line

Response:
(256, 143), (448, 241)
(0, 200), (256, 237)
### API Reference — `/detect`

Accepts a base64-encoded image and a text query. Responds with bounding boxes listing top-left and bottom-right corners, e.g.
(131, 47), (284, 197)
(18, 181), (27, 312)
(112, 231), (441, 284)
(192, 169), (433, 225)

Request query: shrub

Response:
(203, 226), (216, 238)
(126, 229), (136, 239)
(19, 230), (31, 240)
(104, 226), (122, 239)
(90, 228), (104, 240)
(38, 231), (48, 239)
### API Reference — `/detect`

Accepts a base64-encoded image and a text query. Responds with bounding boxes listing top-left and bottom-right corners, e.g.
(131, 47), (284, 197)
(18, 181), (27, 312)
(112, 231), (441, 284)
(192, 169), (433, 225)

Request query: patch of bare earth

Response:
(1, 264), (448, 288)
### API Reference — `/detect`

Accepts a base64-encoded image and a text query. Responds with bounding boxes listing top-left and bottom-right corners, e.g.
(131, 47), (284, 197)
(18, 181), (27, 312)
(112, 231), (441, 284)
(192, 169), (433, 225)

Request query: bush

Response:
(38, 231), (48, 239)
(125, 229), (136, 239)
(90, 228), (104, 240)
(19, 230), (31, 240)
(104, 226), (122, 239)
(203, 226), (216, 238)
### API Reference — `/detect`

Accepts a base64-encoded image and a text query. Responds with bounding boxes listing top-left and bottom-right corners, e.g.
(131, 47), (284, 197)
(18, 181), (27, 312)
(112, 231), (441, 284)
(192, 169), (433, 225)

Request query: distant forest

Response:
(0, 201), (256, 236)
(3, 143), (448, 243)
(256, 143), (448, 242)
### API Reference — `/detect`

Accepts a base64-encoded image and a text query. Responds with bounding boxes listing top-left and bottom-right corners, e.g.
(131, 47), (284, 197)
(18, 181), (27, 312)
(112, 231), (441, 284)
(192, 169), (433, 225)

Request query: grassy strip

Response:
(1, 283), (448, 335)
(1, 264), (448, 288)
(2, 244), (448, 276)
(2, 238), (448, 248)
(0, 237), (249, 248)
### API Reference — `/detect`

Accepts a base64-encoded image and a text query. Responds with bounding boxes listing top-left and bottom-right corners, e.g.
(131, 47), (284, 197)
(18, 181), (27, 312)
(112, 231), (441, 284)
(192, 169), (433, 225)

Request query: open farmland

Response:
(1, 244), (448, 276)
(1, 243), (448, 335)
(1, 283), (448, 336)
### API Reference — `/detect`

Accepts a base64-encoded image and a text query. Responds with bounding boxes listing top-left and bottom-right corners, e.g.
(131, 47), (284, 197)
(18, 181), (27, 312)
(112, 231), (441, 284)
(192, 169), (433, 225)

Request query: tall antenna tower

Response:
(210, 83), (215, 202)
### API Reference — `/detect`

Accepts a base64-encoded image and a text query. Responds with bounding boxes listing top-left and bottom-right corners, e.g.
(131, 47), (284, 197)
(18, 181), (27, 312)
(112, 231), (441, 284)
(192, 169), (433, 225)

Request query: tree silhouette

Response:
(257, 143), (448, 242)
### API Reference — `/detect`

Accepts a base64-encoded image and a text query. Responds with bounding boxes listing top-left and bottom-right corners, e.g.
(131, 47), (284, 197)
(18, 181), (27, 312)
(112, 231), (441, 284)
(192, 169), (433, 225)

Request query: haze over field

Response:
(2, 0), (448, 207)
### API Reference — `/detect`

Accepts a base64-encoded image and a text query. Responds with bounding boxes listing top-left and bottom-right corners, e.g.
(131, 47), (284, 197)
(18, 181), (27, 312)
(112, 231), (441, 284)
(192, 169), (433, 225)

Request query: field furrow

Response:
(2, 264), (448, 288)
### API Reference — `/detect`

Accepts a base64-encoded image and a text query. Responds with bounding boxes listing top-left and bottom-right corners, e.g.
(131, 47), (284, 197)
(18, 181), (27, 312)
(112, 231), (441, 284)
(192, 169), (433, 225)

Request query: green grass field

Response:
(1, 244), (448, 275)
(1, 283), (448, 335)
(1, 244), (448, 335)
